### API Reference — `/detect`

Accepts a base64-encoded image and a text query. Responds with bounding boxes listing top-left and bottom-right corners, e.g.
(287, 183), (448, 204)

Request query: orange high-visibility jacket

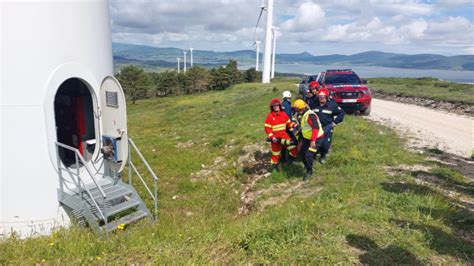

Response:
(264, 111), (295, 139)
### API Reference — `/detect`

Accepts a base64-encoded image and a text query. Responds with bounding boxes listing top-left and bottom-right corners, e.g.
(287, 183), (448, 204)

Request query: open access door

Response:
(99, 76), (128, 172)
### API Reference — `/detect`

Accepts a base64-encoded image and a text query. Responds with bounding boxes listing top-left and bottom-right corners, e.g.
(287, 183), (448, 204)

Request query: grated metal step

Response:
(81, 185), (133, 203)
(94, 198), (140, 218)
(103, 210), (148, 232)
(56, 140), (155, 236)
(86, 183), (124, 199)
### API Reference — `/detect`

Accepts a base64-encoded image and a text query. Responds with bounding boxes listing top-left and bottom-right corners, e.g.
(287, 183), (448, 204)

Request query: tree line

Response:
(116, 60), (262, 104)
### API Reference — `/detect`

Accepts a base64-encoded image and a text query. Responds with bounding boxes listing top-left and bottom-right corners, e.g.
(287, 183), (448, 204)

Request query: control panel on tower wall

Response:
(101, 135), (124, 163)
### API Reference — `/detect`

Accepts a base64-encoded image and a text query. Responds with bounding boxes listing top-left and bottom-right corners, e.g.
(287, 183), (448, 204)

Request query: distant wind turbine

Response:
(183, 51), (187, 73)
(252, 0), (266, 72)
(189, 46), (194, 67)
(177, 57), (180, 74)
(271, 26), (279, 79)
(253, 40), (261, 71)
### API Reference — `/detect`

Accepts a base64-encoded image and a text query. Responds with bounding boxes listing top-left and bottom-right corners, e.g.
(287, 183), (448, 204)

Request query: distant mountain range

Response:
(113, 43), (474, 72)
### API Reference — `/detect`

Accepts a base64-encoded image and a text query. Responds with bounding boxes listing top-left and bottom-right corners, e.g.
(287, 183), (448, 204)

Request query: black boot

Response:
(319, 154), (327, 164)
(303, 169), (313, 181)
(272, 163), (281, 173)
(287, 156), (295, 165)
(272, 164), (278, 173)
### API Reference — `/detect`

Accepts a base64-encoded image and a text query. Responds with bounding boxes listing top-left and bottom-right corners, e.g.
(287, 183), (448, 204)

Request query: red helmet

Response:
(317, 88), (329, 97)
(309, 81), (320, 88)
(269, 98), (282, 111)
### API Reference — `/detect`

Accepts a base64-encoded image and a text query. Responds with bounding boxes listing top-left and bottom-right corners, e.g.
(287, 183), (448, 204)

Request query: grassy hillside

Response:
(369, 77), (474, 105)
(1, 81), (473, 264)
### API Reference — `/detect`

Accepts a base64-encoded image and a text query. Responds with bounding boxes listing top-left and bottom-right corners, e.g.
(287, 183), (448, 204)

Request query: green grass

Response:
(368, 77), (474, 105)
(1, 80), (473, 264)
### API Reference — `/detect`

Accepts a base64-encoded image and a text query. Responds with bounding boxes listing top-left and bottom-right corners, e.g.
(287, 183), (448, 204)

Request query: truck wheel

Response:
(361, 105), (371, 116)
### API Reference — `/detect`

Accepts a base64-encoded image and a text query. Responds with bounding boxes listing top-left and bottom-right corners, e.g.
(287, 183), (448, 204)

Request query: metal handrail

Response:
(55, 142), (108, 224)
(128, 139), (158, 182)
(130, 161), (155, 200)
(56, 142), (107, 198)
(128, 138), (158, 219)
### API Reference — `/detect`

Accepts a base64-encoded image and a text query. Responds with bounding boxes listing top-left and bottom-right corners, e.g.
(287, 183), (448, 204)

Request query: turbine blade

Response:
(253, 7), (265, 42)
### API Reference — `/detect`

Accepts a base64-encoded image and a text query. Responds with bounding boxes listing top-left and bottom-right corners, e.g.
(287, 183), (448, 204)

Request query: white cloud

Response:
(399, 19), (429, 41)
(110, 0), (259, 34)
(322, 17), (399, 43)
(426, 16), (473, 35)
(109, 0), (474, 55)
(315, 14), (473, 50)
(421, 17), (474, 49)
(369, 0), (433, 16)
(464, 46), (474, 54)
(436, 0), (474, 8)
(280, 2), (325, 32)
(151, 33), (189, 44)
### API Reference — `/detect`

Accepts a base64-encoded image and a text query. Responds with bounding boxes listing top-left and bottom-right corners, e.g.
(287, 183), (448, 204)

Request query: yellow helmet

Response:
(293, 99), (306, 110)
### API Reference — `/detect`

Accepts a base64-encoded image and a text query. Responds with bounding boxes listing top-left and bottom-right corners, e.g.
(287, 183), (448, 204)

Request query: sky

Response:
(109, 0), (474, 56)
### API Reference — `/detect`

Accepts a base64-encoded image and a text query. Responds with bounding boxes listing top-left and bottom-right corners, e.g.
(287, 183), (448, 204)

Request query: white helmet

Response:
(282, 91), (292, 99)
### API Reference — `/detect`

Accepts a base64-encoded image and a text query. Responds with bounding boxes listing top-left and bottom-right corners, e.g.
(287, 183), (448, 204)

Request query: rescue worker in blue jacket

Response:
(282, 91), (298, 153)
(281, 90), (293, 119)
(313, 88), (345, 164)
(306, 81), (320, 109)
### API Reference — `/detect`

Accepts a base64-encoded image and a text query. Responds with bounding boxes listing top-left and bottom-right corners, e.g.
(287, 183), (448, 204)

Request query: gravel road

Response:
(366, 98), (473, 158)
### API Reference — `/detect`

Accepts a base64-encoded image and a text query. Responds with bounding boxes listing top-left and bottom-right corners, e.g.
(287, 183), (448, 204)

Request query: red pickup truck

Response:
(316, 69), (372, 115)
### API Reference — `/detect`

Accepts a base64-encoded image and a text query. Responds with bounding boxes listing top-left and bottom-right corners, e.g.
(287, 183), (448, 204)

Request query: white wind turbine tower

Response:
(183, 51), (187, 72)
(261, 0), (274, 83)
(271, 26), (279, 79)
(254, 40), (261, 71)
(177, 57), (181, 73)
(189, 46), (194, 67)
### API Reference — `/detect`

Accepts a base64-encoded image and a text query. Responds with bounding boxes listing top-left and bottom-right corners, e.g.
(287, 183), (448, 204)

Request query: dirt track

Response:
(366, 98), (473, 158)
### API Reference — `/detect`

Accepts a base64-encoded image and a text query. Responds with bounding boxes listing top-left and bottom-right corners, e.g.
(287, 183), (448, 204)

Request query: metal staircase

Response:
(55, 139), (158, 237)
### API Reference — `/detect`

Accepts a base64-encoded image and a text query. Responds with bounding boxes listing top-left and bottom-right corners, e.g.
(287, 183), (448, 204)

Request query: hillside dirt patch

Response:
(236, 143), (271, 215)
(190, 156), (228, 182)
(176, 140), (195, 148)
(236, 143), (322, 215)
(256, 182), (322, 211)
(189, 139), (239, 182)
(235, 143), (270, 177)
(239, 179), (322, 216)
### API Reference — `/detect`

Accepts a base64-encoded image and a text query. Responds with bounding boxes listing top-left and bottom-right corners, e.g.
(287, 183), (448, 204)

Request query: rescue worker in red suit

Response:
(264, 98), (298, 172)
